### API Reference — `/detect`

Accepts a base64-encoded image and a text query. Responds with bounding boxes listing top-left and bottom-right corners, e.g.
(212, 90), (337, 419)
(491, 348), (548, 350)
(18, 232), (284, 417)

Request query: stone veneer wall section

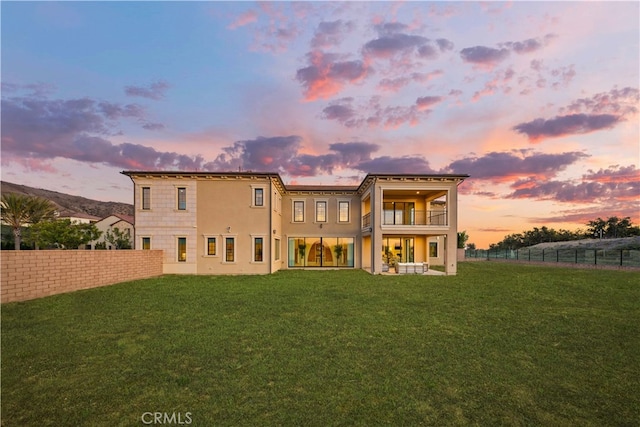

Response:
(1, 250), (163, 303)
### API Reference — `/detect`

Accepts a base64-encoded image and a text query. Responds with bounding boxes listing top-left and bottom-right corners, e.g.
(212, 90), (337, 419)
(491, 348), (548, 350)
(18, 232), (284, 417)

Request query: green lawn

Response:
(2, 263), (639, 426)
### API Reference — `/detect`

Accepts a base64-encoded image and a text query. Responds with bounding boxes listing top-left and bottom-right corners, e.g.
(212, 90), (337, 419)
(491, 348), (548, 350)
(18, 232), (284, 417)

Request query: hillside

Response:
(1, 181), (133, 220)
(527, 236), (640, 251)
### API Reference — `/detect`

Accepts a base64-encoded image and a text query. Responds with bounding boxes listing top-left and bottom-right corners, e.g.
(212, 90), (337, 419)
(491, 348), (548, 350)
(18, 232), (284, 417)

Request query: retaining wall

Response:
(1, 250), (163, 303)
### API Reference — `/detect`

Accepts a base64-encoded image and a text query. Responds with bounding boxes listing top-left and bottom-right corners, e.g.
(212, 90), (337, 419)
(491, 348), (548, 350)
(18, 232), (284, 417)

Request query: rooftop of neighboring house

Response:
(57, 210), (101, 222)
(110, 214), (134, 226)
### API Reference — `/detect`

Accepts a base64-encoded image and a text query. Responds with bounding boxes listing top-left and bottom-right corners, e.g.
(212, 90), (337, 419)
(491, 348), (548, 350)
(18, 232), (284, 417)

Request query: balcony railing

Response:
(361, 210), (448, 228)
(362, 212), (371, 228)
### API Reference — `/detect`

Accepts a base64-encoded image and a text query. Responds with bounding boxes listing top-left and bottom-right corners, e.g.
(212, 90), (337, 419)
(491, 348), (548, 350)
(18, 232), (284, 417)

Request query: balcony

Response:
(384, 210), (447, 226)
(361, 210), (447, 229)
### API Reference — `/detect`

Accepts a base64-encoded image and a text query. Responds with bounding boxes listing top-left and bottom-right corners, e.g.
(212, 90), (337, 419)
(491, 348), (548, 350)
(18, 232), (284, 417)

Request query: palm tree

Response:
(1, 193), (56, 250)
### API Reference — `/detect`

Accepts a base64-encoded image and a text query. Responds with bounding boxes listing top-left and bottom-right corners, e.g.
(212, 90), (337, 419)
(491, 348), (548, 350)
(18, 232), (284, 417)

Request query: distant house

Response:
(57, 210), (101, 224)
(122, 171), (468, 275)
(87, 214), (134, 250)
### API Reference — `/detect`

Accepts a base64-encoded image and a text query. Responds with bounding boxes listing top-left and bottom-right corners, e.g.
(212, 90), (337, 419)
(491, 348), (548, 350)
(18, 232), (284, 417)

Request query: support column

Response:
(445, 184), (459, 275)
(371, 184), (383, 274)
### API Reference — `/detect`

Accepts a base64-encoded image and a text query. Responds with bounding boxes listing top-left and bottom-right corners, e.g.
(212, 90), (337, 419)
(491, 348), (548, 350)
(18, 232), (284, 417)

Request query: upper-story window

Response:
(142, 187), (151, 210)
(254, 188), (264, 206)
(338, 201), (350, 223)
(315, 201), (327, 222)
(293, 201), (305, 222)
(177, 187), (187, 210)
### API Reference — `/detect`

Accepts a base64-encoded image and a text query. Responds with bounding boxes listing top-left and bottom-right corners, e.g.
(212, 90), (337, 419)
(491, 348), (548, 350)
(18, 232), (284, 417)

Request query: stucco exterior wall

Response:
(270, 185), (285, 273)
(1, 250), (163, 303)
(196, 177), (274, 275)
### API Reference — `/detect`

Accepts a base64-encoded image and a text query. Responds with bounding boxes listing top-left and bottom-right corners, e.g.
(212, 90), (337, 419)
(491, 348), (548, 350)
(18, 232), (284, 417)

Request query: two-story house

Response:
(122, 171), (468, 275)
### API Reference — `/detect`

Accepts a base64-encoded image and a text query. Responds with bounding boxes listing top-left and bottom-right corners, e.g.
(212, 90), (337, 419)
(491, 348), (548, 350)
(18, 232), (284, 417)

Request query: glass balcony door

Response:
(383, 202), (415, 225)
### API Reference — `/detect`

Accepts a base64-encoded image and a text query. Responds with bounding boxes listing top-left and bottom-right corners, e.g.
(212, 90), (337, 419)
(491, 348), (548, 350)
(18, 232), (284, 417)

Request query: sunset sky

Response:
(2, 1), (638, 248)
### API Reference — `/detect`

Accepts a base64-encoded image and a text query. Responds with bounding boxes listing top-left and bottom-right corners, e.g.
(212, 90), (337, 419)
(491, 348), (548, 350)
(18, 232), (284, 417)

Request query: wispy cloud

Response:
(513, 113), (622, 142)
(461, 34), (556, 69)
(124, 81), (170, 100)
(500, 34), (557, 54)
(321, 95), (441, 128)
(460, 46), (510, 67)
(561, 87), (639, 116)
(513, 87), (639, 141)
(378, 70), (443, 92)
(444, 150), (589, 181)
(363, 21), (454, 70)
(1, 82), (57, 97)
(507, 165), (640, 203)
(227, 9), (258, 30)
(247, 2), (301, 53)
(311, 20), (355, 49)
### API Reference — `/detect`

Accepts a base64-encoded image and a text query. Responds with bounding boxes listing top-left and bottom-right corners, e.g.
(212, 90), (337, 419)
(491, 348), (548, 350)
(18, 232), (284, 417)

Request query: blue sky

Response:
(2, 1), (638, 247)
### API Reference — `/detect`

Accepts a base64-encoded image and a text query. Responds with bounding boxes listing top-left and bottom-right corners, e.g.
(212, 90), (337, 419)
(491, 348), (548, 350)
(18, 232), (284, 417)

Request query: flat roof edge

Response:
(121, 171), (470, 193)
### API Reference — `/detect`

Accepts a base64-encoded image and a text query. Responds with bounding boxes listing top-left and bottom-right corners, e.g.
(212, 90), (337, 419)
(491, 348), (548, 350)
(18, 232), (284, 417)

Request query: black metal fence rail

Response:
(466, 248), (640, 268)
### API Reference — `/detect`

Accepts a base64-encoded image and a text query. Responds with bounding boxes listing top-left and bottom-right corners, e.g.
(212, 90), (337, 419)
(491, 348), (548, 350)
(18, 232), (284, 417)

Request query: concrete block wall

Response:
(1, 250), (164, 303)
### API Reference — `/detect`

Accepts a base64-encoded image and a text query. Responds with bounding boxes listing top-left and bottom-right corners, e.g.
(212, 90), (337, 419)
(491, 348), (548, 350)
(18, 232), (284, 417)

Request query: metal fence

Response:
(466, 248), (640, 268)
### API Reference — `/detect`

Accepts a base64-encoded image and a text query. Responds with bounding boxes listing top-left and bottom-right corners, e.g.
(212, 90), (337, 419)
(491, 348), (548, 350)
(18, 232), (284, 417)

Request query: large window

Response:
(288, 237), (354, 268)
(142, 187), (151, 210)
(178, 237), (187, 262)
(177, 187), (187, 210)
(225, 237), (235, 262)
(315, 201), (327, 222)
(254, 237), (264, 262)
(338, 201), (350, 223)
(293, 201), (305, 222)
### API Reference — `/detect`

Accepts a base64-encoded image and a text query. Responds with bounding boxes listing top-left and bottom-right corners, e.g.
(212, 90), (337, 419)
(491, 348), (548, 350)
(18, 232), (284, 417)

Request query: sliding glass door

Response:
(382, 237), (415, 263)
(288, 237), (354, 267)
(383, 202), (416, 225)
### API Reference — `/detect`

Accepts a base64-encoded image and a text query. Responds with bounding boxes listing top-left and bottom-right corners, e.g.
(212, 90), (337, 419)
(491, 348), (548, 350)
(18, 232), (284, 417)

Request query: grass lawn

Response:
(2, 263), (639, 426)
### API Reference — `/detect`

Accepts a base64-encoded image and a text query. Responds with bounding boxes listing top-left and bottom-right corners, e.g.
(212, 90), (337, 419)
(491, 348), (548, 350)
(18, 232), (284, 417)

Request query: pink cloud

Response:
(227, 10), (258, 30)
(415, 96), (443, 111)
(296, 51), (370, 101)
(1, 154), (59, 174)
